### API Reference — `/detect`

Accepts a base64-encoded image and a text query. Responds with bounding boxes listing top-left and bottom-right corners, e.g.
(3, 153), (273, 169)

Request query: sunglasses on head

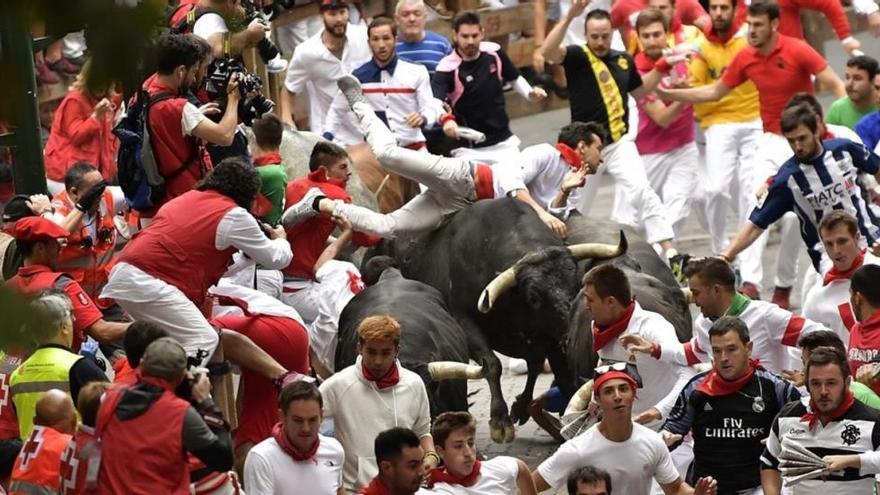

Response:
(594, 360), (643, 388)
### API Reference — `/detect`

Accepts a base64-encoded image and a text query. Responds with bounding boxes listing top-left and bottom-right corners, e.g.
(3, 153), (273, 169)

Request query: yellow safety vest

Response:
(9, 346), (82, 440)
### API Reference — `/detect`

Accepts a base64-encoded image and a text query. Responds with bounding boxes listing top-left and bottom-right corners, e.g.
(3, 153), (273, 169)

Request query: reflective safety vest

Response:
(52, 190), (119, 305)
(10, 425), (72, 495)
(0, 350), (22, 440)
(9, 346), (82, 439)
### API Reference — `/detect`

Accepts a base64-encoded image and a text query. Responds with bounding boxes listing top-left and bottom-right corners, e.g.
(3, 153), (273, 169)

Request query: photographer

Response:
(173, 0), (272, 62)
(96, 337), (234, 493)
(139, 34), (240, 222)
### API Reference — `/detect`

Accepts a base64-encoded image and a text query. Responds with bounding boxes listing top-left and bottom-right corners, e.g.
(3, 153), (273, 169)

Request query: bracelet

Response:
(439, 113), (456, 126)
(424, 451), (441, 465)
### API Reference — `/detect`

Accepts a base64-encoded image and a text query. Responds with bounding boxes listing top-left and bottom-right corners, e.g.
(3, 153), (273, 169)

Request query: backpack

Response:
(114, 90), (190, 212)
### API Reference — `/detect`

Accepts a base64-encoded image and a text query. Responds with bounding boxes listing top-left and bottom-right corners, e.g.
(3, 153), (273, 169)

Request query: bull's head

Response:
(477, 232), (629, 314)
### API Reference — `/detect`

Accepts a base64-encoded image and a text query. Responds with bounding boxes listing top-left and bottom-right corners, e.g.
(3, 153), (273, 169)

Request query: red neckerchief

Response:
(359, 477), (393, 495)
(634, 51), (656, 72)
(696, 358), (762, 396)
(823, 250), (865, 286)
(429, 460), (482, 488)
(555, 143), (582, 170)
(362, 361), (400, 389)
(254, 152), (283, 167)
(307, 168), (347, 189)
(592, 301), (636, 351)
(801, 389), (856, 431)
(272, 422), (319, 463)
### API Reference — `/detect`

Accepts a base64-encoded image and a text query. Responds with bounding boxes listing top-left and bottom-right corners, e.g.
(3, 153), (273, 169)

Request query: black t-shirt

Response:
(432, 49), (520, 148)
(562, 45), (642, 141)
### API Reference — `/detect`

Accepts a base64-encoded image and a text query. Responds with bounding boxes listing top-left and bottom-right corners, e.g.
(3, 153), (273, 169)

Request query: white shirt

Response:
(324, 57), (443, 146)
(598, 302), (696, 426)
(537, 422), (679, 493)
(192, 12), (228, 41)
(319, 356), (432, 493)
(284, 24), (371, 144)
(101, 207), (292, 302)
(243, 434), (344, 495)
(520, 143), (582, 219)
(430, 456), (519, 495)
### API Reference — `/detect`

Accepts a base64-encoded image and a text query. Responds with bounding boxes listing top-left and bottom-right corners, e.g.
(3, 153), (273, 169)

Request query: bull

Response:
(335, 267), (486, 416)
(563, 214), (694, 389)
(363, 198), (626, 442)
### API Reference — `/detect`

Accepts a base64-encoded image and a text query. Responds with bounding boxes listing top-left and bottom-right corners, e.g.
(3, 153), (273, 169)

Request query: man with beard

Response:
(622, 257), (826, 374)
(761, 346), (880, 494)
(846, 264), (880, 396)
(828, 56), (879, 130)
(662, 317), (799, 495)
(281, 0), (370, 141)
(324, 17), (442, 149)
(360, 428), (433, 495)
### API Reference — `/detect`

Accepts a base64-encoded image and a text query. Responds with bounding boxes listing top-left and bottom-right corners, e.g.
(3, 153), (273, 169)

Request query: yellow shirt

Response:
(689, 28), (760, 128)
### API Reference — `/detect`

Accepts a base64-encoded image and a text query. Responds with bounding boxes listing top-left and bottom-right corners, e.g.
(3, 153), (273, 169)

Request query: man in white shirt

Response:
(532, 365), (718, 494)
(520, 121), (606, 221)
(243, 381), (345, 495)
(318, 315), (436, 493)
(324, 16), (442, 148)
(427, 411), (537, 494)
(803, 211), (880, 343)
(282, 0), (371, 142)
(184, 0), (271, 59)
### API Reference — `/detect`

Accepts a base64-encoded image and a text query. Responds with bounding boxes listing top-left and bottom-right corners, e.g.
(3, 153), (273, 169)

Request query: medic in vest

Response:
(5, 217), (129, 352)
(50, 163), (128, 314)
(101, 158), (293, 365)
(9, 391), (77, 495)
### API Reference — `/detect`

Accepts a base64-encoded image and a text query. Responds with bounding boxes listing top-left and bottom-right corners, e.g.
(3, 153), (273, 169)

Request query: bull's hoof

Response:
(489, 419), (516, 443)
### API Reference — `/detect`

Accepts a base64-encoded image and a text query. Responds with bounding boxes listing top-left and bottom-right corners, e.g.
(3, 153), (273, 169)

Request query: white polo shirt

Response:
(243, 434), (345, 495)
(430, 456), (519, 494)
(284, 24), (371, 143)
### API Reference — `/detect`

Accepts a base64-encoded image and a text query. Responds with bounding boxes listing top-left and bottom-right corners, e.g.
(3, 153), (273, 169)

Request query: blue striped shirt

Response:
(749, 138), (880, 271)
(396, 31), (452, 74)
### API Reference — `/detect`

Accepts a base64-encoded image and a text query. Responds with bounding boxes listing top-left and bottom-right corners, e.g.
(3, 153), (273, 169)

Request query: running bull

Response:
(363, 198), (626, 442)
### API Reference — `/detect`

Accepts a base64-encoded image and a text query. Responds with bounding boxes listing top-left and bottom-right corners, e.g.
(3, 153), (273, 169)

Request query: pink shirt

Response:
(634, 52), (695, 154)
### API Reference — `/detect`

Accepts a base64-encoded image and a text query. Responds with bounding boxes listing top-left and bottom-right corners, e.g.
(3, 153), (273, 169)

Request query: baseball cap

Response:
(141, 337), (188, 381)
(2, 195), (35, 223)
(11, 217), (69, 242)
(319, 0), (349, 11)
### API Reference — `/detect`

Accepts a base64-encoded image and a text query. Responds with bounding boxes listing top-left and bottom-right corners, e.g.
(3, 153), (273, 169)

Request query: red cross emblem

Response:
(19, 427), (45, 470)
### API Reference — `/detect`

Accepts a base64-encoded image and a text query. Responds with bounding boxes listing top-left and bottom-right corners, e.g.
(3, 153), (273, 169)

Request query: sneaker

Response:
(281, 187), (324, 227)
(738, 282), (761, 300)
(667, 251), (691, 286)
(266, 54), (288, 74)
(457, 127), (486, 144)
(771, 286), (792, 310)
(337, 75), (369, 108)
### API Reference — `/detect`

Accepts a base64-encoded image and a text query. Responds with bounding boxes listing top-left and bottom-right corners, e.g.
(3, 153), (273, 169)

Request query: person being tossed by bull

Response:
(281, 75), (603, 239)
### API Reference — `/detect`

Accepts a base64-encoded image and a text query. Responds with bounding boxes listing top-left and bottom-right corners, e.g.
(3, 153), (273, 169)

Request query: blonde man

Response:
(319, 315), (436, 494)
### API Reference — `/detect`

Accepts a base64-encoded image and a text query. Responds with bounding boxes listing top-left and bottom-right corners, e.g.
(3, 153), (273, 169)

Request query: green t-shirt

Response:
(826, 97), (877, 130)
(851, 381), (880, 410)
(255, 163), (288, 226)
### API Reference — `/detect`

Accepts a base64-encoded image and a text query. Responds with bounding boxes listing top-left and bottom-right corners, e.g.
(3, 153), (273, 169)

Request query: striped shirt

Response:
(762, 399), (880, 494)
(749, 138), (880, 272)
(396, 31), (452, 75)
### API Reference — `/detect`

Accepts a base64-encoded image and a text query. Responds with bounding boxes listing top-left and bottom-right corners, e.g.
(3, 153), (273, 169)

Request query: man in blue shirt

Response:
(720, 103), (880, 274)
(395, 0), (452, 74)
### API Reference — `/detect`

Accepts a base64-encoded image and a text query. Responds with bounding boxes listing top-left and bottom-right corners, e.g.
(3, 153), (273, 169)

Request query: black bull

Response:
(362, 198), (640, 442)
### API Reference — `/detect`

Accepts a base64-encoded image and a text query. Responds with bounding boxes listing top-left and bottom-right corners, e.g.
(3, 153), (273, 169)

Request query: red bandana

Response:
(555, 143), (582, 170)
(696, 358), (762, 396)
(801, 389), (856, 431)
(360, 478), (393, 495)
(254, 152), (283, 167)
(362, 361), (400, 389)
(429, 460), (482, 488)
(823, 250), (865, 286)
(592, 302), (636, 351)
(271, 422), (319, 463)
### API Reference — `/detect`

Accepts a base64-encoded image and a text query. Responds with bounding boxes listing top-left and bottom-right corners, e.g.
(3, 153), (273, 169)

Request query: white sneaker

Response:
(266, 55), (288, 74)
(457, 127), (486, 144)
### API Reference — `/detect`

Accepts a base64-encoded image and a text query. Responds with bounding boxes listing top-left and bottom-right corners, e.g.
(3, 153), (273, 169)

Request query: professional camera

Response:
(206, 58), (275, 126)
(241, 0), (282, 65)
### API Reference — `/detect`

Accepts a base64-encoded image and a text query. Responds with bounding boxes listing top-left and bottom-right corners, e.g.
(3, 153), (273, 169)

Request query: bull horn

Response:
(681, 288), (694, 304)
(427, 361), (485, 381)
(567, 230), (628, 261)
(477, 267), (517, 314)
(564, 379), (594, 416)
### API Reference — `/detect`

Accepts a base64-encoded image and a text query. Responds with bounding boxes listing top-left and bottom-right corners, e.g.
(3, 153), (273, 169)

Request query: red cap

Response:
(11, 217), (69, 242)
(319, 0), (349, 10)
(593, 370), (638, 398)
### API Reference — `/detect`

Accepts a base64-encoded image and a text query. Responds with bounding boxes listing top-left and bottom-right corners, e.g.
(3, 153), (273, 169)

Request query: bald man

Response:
(10, 390), (76, 494)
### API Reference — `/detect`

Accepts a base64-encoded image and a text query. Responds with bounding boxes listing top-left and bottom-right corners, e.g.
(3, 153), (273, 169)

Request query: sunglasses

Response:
(594, 360), (643, 388)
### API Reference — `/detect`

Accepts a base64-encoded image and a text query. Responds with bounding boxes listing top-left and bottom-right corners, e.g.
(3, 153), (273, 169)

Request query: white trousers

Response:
(281, 260), (363, 372)
(451, 134), (523, 168)
(639, 142), (700, 238)
(578, 137), (675, 244)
